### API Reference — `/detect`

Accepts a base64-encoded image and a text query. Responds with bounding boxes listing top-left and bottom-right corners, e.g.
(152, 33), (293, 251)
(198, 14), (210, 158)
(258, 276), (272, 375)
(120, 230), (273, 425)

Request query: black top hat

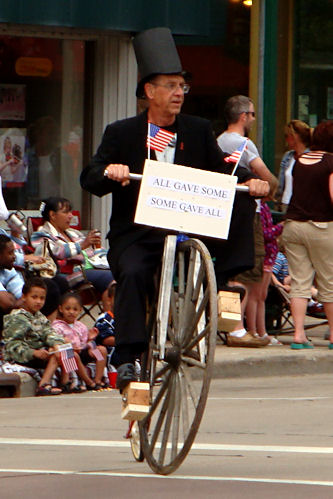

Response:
(133, 27), (189, 99)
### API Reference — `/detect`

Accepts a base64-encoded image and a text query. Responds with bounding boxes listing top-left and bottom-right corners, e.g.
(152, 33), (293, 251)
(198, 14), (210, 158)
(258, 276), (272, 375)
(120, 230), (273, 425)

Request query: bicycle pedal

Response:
(217, 291), (241, 332)
(121, 381), (150, 421)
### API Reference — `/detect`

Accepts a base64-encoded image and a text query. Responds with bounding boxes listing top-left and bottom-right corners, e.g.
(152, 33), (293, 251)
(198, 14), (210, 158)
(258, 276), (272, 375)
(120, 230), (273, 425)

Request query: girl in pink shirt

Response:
(246, 199), (283, 344)
(52, 292), (107, 390)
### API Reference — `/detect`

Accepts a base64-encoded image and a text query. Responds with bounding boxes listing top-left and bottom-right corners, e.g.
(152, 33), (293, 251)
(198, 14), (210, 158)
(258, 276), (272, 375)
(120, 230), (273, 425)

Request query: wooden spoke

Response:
(171, 374), (181, 461)
(158, 373), (176, 465)
(180, 355), (206, 369)
(180, 363), (200, 410)
(153, 362), (171, 385)
(182, 287), (210, 346)
(149, 379), (172, 454)
(179, 369), (190, 440)
(192, 261), (205, 303)
(148, 369), (172, 417)
(184, 322), (211, 352)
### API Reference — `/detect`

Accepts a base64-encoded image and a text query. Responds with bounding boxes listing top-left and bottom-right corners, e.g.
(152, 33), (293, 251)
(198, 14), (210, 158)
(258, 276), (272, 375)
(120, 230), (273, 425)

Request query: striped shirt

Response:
(31, 221), (89, 262)
(272, 252), (289, 284)
(0, 268), (24, 299)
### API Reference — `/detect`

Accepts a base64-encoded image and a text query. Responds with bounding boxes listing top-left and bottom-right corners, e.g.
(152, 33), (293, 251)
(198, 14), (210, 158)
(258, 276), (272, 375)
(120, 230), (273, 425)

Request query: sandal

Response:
(61, 382), (74, 394)
(86, 383), (100, 391)
(36, 384), (62, 396)
(61, 382), (87, 393)
(261, 333), (283, 346)
(72, 384), (87, 393)
(268, 337), (283, 346)
(97, 381), (109, 389)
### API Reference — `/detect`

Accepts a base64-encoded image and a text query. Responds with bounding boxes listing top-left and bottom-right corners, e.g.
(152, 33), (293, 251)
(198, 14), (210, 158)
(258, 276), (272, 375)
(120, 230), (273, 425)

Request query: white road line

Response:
(0, 468), (333, 487)
(208, 397), (331, 401)
(0, 438), (127, 448)
(1, 438), (333, 454)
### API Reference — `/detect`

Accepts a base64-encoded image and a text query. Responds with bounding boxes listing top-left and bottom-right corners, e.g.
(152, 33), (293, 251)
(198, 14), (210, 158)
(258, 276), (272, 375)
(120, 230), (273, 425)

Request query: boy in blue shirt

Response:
(95, 280), (116, 352)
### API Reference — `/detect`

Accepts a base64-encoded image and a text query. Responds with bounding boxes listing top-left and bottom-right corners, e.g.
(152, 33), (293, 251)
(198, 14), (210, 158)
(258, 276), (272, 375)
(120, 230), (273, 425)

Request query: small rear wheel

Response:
(129, 421), (144, 462)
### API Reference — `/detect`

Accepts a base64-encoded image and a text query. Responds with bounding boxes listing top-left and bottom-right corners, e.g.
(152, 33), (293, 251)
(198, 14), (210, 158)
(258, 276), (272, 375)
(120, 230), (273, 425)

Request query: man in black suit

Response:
(80, 28), (269, 390)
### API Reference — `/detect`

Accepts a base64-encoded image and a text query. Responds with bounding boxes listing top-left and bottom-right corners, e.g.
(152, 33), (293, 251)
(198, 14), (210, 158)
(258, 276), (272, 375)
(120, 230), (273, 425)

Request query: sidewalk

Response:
(1, 316), (331, 397)
(213, 318), (332, 379)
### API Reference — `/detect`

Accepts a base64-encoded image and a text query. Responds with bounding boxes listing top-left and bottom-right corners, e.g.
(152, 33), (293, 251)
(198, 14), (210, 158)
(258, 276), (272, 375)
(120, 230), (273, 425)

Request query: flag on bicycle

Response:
(224, 139), (248, 164)
(146, 123), (176, 152)
(60, 346), (78, 373)
(88, 340), (104, 361)
(224, 138), (248, 176)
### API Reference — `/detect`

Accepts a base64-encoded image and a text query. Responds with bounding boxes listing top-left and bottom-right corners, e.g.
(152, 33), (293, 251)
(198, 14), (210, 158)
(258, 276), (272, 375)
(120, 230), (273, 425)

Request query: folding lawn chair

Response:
(265, 282), (328, 336)
(76, 279), (104, 324)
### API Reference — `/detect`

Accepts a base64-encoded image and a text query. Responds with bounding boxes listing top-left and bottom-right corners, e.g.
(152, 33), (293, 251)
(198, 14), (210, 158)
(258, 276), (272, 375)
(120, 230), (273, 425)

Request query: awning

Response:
(0, 0), (209, 36)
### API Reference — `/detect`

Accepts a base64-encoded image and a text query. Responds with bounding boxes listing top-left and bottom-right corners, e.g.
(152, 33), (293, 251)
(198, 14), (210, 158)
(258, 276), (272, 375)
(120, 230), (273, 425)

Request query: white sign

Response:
(134, 160), (237, 239)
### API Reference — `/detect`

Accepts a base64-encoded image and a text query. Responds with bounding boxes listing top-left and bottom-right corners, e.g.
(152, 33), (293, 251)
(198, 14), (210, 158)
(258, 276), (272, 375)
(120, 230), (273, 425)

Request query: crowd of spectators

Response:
(0, 195), (117, 395)
(1, 108), (333, 395)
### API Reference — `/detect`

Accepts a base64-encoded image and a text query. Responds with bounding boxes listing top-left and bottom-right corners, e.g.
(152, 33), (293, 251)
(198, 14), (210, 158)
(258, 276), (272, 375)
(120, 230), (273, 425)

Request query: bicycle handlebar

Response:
(128, 173), (249, 192)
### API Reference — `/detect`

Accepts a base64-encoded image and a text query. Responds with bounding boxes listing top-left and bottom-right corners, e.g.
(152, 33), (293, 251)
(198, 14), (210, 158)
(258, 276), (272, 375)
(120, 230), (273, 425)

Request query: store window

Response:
(294, 0), (333, 126)
(0, 36), (85, 214)
(176, 0), (251, 136)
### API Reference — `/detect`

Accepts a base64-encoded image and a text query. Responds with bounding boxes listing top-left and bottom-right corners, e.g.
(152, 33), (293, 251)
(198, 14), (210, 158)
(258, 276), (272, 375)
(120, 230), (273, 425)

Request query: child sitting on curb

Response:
(95, 280), (116, 353)
(52, 291), (107, 390)
(94, 281), (140, 384)
(3, 277), (66, 396)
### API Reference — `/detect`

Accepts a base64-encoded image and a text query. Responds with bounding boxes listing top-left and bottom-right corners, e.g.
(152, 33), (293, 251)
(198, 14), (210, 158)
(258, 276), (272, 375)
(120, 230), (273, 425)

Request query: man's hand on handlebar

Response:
(243, 178), (270, 197)
(103, 165), (269, 197)
(104, 164), (130, 186)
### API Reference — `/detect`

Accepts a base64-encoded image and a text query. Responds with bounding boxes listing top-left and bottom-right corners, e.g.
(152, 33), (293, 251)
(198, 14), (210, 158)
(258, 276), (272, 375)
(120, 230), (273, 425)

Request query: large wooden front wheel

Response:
(139, 237), (217, 475)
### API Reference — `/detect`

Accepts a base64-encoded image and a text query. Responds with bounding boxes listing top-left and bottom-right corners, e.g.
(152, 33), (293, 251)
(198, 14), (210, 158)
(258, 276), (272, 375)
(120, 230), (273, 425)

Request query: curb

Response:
(2, 346), (333, 398)
(212, 347), (333, 379)
(0, 373), (20, 397)
(0, 372), (37, 398)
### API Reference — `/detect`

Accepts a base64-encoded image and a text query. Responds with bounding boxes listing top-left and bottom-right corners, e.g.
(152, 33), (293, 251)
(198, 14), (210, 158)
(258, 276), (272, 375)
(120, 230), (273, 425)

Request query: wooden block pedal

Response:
(217, 291), (241, 332)
(121, 382), (150, 421)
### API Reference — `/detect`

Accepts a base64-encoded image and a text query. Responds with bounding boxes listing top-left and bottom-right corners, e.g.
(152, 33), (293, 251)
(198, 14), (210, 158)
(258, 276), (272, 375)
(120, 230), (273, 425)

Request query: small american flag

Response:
(224, 139), (248, 164)
(88, 340), (104, 361)
(147, 123), (176, 152)
(60, 346), (78, 373)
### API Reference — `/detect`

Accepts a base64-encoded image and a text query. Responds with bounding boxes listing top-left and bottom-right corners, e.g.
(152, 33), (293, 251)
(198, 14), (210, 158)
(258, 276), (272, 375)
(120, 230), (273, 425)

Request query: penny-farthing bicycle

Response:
(125, 166), (248, 475)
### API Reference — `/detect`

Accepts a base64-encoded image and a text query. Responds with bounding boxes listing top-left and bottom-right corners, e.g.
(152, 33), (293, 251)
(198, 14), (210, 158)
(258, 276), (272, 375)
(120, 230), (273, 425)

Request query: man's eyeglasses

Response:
(245, 111), (255, 117)
(150, 82), (191, 94)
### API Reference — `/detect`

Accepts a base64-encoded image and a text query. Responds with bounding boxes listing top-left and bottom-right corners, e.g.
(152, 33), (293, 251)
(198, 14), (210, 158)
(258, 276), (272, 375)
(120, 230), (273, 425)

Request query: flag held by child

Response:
(88, 340), (104, 361)
(60, 345), (78, 373)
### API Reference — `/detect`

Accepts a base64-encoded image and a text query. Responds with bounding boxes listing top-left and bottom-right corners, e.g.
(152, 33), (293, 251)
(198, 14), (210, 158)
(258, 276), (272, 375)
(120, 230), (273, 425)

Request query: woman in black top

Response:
(283, 120), (333, 349)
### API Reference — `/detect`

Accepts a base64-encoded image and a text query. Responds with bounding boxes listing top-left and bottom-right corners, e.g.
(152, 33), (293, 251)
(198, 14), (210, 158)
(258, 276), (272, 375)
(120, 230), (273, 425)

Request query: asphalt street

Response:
(1, 374), (333, 498)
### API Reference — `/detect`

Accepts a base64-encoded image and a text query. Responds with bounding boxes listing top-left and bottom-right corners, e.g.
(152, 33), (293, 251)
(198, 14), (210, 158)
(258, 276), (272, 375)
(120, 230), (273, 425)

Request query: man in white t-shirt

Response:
(217, 95), (277, 347)
(217, 95), (276, 183)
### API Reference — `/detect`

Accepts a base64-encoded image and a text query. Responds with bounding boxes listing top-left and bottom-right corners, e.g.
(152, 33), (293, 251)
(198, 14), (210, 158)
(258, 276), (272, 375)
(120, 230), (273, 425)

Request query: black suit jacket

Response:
(80, 111), (256, 276)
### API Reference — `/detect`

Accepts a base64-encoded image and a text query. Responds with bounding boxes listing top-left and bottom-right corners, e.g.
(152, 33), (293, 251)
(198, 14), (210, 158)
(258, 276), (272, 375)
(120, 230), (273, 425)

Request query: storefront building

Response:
(0, 0), (212, 237)
(0, 0), (332, 237)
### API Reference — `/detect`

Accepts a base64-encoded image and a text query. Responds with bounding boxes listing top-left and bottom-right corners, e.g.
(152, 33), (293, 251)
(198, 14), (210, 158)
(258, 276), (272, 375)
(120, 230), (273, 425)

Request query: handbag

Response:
(57, 256), (85, 288)
(84, 250), (109, 270)
(28, 239), (57, 278)
(65, 268), (85, 288)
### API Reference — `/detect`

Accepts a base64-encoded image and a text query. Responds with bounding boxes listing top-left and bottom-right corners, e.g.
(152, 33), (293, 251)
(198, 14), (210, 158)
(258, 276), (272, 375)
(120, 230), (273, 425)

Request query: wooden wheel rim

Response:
(139, 238), (217, 475)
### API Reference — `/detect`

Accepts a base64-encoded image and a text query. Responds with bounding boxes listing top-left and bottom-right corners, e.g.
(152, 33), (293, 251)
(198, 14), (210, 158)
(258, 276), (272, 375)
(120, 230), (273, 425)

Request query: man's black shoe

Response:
(116, 363), (137, 392)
